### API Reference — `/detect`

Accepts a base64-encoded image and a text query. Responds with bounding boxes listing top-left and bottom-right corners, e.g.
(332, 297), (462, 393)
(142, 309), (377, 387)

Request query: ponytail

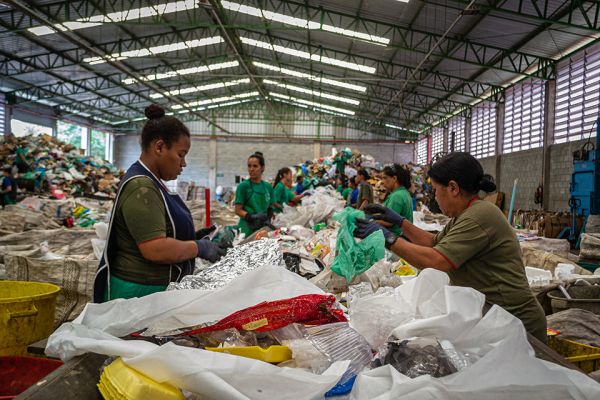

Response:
(273, 167), (291, 188)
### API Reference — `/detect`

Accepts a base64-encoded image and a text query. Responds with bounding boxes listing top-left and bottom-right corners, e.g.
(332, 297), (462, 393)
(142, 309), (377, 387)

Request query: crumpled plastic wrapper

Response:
(167, 239), (284, 291)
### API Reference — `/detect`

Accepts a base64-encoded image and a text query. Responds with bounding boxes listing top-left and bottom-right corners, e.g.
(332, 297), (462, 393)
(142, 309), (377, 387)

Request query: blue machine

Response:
(567, 117), (600, 242)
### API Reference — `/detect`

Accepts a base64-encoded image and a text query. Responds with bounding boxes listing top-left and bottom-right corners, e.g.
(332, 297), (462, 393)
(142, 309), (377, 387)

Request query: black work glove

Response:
(195, 225), (217, 240)
(245, 213), (269, 230)
(196, 239), (227, 263)
(354, 218), (398, 249)
(364, 204), (406, 228)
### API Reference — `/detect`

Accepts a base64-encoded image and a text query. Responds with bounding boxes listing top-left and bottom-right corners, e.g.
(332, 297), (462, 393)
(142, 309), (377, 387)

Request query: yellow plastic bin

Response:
(548, 336), (600, 373)
(0, 281), (60, 356)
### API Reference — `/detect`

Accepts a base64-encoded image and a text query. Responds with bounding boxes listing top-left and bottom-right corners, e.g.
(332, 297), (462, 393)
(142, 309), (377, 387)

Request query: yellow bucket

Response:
(0, 281), (60, 356)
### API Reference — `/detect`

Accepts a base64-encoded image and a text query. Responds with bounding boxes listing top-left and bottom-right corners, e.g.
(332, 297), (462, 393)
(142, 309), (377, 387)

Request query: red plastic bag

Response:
(178, 294), (347, 335)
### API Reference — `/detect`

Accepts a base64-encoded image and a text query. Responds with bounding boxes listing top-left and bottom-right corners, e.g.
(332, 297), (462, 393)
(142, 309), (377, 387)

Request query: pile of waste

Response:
(45, 265), (600, 399)
(0, 134), (122, 199)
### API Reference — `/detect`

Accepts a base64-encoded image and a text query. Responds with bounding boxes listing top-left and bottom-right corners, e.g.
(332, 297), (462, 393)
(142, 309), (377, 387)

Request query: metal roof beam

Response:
(444, 0), (600, 33)
(1, 0), (230, 130)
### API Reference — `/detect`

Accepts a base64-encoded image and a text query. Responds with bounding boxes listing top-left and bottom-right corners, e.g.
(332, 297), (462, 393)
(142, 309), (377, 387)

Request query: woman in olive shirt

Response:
(93, 105), (225, 302)
(234, 152), (274, 236)
(356, 152), (547, 342)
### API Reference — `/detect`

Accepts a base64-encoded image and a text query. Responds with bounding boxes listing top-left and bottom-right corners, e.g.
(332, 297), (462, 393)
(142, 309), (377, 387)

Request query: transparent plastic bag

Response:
(372, 337), (457, 378)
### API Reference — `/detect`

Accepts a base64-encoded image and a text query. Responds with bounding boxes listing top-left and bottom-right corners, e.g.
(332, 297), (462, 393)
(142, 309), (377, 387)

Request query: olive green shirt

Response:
(273, 182), (295, 214)
(383, 187), (413, 236)
(111, 177), (174, 285)
(433, 200), (547, 342)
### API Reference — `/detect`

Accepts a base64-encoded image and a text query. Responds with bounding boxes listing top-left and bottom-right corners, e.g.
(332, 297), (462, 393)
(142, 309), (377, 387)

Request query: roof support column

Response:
(495, 102), (505, 195)
(542, 78), (556, 211)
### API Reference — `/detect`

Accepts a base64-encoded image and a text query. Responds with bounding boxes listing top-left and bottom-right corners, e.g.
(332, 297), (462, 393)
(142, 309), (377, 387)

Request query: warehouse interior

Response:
(1, 0), (600, 398)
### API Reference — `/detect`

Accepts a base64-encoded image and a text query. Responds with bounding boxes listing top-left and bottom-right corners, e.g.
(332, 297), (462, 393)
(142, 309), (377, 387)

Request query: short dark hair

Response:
(358, 169), (370, 181)
(3, 167), (11, 174)
(141, 104), (190, 151)
(428, 152), (496, 194)
(383, 164), (411, 188)
(249, 151), (265, 167)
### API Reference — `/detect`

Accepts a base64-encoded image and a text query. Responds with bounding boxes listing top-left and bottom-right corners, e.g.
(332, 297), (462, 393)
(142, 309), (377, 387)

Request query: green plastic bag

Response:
(331, 207), (385, 282)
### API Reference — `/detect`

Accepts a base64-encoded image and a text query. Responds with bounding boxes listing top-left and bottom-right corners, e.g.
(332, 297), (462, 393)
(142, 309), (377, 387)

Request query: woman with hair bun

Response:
(355, 152), (547, 342)
(93, 104), (225, 302)
(379, 163), (413, 236)
(234, 152), (275, 236)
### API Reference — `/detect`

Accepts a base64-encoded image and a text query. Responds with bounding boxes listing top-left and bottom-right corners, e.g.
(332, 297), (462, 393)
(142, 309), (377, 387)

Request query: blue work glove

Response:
(364, 204), (406, 228)
(354, 218), (398, 249)
(196, 239), (227, 263)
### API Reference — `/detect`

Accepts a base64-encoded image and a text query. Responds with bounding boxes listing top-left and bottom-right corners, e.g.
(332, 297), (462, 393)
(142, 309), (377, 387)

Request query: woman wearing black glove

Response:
(355, 152), (547, 343)
(93, 104), (226, 302)
(234, 152), (275, 236)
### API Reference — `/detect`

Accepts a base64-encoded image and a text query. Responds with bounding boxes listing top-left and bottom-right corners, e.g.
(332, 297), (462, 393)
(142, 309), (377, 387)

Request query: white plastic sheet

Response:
(350, 269), (600, 400)
(45, 266), (346, 399)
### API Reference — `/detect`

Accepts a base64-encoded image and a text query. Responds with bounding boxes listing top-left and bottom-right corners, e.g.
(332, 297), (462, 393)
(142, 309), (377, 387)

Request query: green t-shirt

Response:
(273, 182), (295, 214)
(383, 187), (414, 236)
(433, 200), (547, 342)
(235, 179), (274, 236)
(111, 177), (175, 286)
(342, 187), (352, 201)
(16, 147), (30, 164)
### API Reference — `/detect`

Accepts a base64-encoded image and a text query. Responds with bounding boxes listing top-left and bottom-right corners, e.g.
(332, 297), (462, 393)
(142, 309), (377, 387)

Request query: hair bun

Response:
(145, 104), (165, 120)
(479, 174), (497, 192)
(254, 151), (264, 157)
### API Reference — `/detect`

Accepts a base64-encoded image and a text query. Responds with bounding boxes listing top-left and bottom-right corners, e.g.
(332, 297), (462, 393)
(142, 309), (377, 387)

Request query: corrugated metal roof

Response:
(0, 0), (598, 133)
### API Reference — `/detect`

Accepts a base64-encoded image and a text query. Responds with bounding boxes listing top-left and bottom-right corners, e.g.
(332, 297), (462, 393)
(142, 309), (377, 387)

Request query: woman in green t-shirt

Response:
(378, 164), (414, 236)
(272, 167), (305, 214)
(234, 152), (275, 236)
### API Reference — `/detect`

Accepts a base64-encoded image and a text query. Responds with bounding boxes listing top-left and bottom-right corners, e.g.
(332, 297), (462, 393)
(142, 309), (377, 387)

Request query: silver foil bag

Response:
(167, 239), (284, 291)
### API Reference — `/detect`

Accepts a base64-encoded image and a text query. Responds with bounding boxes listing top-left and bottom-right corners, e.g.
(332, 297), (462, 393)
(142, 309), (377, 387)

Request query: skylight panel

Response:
(262, 79), (360, 105)
(241, 37), (376, 74)
(221, 1), (389, 45)
(269, 92), (355, 115)
(84, 36), (223, 65)
(252, 62), (367, 92)
(122, 61), (239, 85)
(28, 0), (197, 36)
(150, 78), (250, 98)
(171, 91), (260, 109)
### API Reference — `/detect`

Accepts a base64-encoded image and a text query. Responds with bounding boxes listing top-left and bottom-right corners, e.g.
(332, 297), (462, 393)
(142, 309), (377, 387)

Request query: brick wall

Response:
(499, 148), (544, 211)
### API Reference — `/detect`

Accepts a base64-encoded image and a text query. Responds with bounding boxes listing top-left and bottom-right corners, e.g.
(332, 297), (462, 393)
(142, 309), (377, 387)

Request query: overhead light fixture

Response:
(241, 37), (376, 74)
(172, 91), (260, 109)
(262, 79), (360, 105)
(269, 92), (355, 115)
(28, 0), (198, 36)
(221, 1), (389, 46)
(252, 61), (366, 93)
(84, 36), (223, 64)
(150, 78), (250, 98)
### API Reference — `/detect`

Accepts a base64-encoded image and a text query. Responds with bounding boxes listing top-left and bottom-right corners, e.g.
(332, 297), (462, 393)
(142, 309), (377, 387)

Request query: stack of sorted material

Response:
(0, 134), (122, 199)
